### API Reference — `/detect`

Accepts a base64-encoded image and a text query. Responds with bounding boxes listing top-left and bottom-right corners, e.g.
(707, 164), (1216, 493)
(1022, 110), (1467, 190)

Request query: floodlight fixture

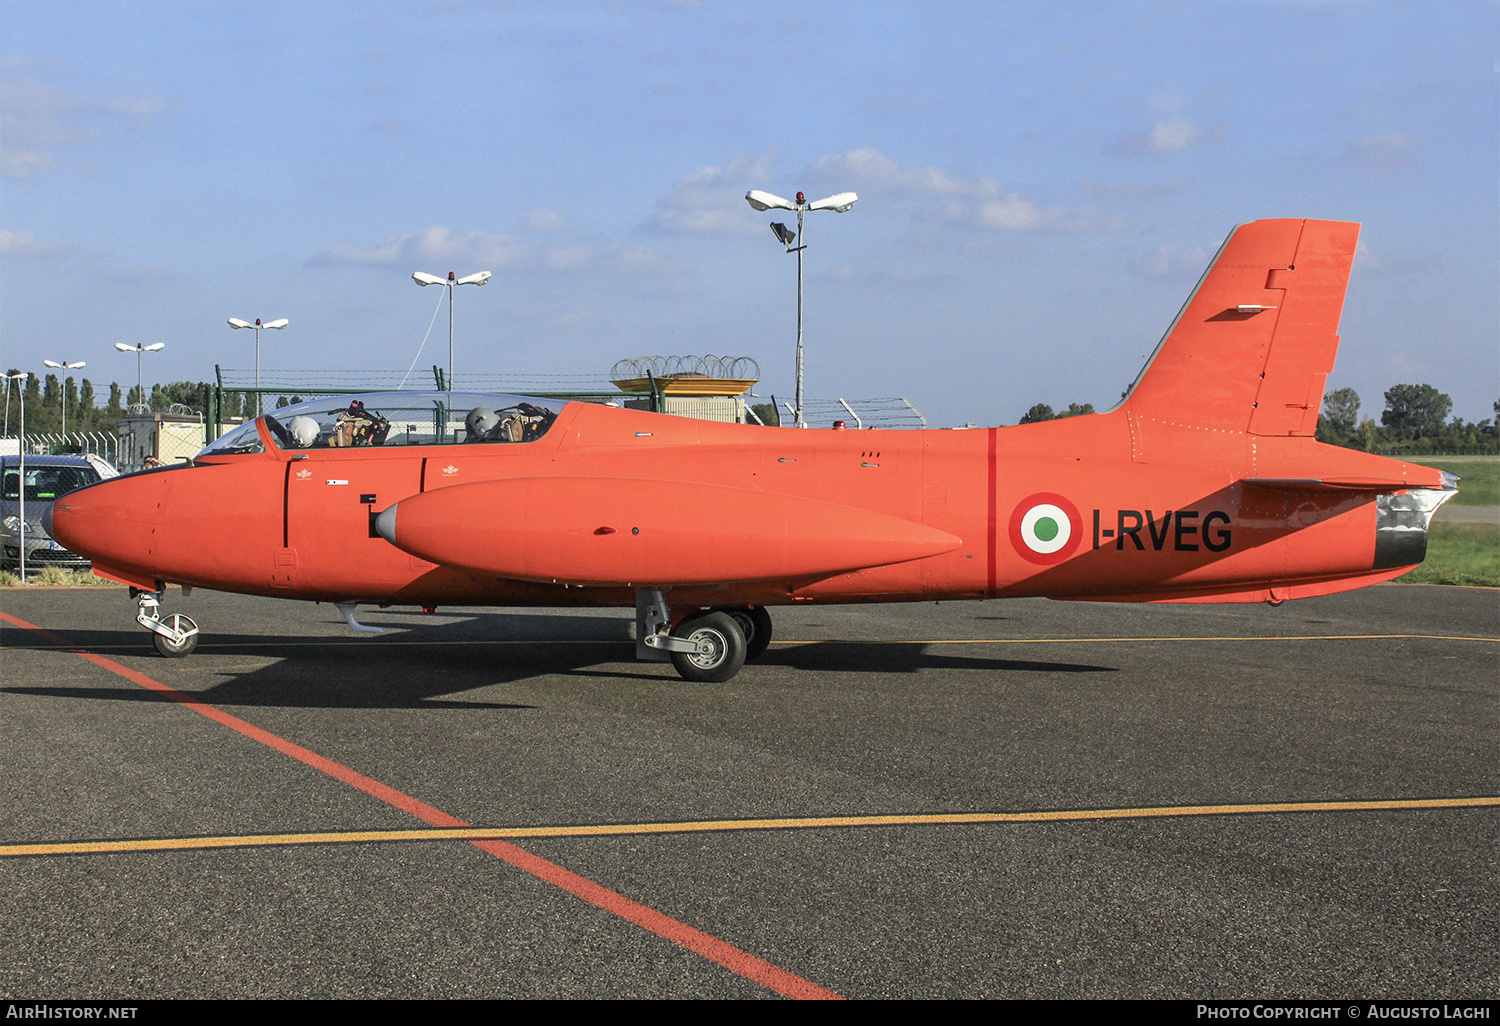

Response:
(746, 189), (796, 212)
(228, 317), (287, 417)
(411, 269), (492, 390)
(745, 187), (858, 427)
(807, 192), (858, 213)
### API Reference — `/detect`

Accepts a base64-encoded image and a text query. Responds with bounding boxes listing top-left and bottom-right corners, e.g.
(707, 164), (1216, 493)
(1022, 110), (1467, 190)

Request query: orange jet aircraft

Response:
(50, 218), (1456, 682)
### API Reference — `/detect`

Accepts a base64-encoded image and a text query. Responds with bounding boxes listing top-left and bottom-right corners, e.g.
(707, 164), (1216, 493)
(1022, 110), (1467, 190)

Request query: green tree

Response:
(750, 402), (780, 426)
(1382, 384), (1451, 435)
(157, 381), (210, 411)
(77, 379), (95, 430)
(1019, 403), (1055, 424)
(1059, 402), (1095, 418)
(106, 382), (123, 416)
(1321, 387), (1360, 433)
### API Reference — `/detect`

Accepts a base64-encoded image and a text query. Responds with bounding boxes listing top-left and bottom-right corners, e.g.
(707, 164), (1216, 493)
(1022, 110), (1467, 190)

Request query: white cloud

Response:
(1116, 115), (1216, 155)
(312, 225), (531, 269)
(806, 147), (1122, 233)
(1353, 240), (1436, 275)
(517, 208), (570, 232)
(1079, 179), (1196, 202)
(805, 146), (973, 198)
(1346, 133), (1423, 163)
(643, 152), (775, 234)
(310, 225), (681, 277)
(0, 73), (165, 179)
(0, 229), (74, 258)
(1133, 243), (1213, 278)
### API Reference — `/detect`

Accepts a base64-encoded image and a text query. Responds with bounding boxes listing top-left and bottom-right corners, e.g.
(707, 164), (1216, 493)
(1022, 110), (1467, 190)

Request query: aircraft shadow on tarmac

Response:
(755, 642), (1116, 675)
(5, 613), (1115, 709)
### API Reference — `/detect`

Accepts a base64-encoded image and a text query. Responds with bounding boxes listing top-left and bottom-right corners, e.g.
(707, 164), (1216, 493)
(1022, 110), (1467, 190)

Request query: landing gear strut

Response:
(131, 587), (199, 658)
(634, 591), (772, 683)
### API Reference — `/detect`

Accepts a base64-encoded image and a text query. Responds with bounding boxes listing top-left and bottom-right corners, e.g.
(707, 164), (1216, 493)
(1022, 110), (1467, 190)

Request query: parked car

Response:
(1, 454), (117, 572)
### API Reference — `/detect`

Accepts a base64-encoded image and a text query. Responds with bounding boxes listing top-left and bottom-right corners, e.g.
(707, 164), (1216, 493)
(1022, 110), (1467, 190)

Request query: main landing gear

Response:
(131, 587), (199, 658)
(635, 589), (774, 683)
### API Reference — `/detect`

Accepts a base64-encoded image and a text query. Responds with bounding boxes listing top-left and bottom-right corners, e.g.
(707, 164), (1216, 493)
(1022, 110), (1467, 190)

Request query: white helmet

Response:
(288, 415), (320, 447)
(465, 407), (500, 440)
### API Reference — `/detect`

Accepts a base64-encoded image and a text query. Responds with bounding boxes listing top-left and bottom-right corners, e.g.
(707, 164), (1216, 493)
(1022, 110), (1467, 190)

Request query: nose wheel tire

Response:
(669, 611), (747, 684)
(152, 614), (199, 658)
(720, 605), (773, 661)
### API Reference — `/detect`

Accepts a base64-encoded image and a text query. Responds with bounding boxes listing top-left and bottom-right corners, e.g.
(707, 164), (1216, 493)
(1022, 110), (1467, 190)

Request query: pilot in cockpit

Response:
(334, 400), (390, 447)
(465, 406), (524, 443)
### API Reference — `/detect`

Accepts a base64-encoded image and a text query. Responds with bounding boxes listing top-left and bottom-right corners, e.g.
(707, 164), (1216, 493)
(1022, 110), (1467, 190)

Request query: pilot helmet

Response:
(288, 416), (320, 447)
(465, 407), (500, 439)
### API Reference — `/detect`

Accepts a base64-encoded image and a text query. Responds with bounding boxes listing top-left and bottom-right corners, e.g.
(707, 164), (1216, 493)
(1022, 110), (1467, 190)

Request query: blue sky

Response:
(2, 1), (1495, 427)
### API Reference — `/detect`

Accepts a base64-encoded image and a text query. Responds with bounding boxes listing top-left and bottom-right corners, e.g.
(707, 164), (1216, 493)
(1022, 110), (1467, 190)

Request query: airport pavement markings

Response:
(2, 796), (1496, 859)
(0, 609), (841, 1001)
(3, 608), (1495, 997)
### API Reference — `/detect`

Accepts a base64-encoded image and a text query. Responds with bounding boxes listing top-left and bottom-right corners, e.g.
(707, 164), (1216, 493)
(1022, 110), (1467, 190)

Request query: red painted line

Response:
(0, 608), (841, 1000)
(986, 427), (998, 596)
(0, 610), (462, 826)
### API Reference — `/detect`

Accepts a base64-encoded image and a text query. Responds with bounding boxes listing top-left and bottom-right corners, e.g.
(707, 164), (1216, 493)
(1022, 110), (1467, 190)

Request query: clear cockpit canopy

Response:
(199, 392), (568, 456)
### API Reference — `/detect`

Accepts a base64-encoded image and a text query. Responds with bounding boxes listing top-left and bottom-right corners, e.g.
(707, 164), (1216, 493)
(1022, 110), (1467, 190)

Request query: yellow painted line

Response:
(5, 796), (1496, 858)
(773, 634), (1499, 646)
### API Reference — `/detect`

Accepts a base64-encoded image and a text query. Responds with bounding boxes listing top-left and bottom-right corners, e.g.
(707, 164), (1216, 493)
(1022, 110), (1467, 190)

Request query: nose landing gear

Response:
(131, 588), (199, 657)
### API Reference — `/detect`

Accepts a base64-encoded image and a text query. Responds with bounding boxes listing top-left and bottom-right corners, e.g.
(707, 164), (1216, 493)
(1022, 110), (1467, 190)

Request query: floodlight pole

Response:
(794, 203), (806, 429)
(7, 373), (25, 579)
(42, 360), (85, 438)
(115, 342), (165, 415)
(228, 318), (287, 417)
(412, 271), (491, 392)
(745, 189), (856, 428)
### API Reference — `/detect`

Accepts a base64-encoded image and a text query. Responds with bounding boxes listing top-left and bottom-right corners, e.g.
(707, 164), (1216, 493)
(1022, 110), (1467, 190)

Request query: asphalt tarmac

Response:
(0, 584), (1495, 1000)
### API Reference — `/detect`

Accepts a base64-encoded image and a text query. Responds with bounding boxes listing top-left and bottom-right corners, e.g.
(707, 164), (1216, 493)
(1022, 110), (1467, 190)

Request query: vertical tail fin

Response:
(1122, 218), (1360, 437)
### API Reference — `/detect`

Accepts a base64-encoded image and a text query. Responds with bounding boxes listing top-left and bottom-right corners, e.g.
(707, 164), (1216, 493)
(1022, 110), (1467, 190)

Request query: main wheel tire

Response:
(720, 606), (773, 661)
(152, 614), (199, 658)
(669, 611), (747, 684)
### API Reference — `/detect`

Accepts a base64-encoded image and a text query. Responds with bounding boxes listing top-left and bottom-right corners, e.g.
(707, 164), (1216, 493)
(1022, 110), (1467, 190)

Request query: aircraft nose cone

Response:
(374, 505), (398, 544)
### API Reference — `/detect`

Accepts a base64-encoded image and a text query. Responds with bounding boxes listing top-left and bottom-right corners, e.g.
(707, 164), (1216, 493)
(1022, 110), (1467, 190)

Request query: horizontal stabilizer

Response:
(1240, 476), (1436, 492)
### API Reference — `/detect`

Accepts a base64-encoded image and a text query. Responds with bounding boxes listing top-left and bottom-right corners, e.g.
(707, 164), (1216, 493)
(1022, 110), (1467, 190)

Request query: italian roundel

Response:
(1009, 492), (1083, 565)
